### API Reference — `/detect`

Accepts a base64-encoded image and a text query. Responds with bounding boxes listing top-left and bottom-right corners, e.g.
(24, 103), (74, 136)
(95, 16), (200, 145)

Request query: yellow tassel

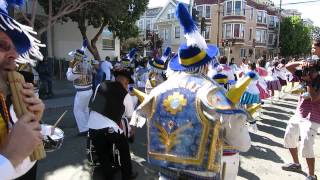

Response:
(226, 76), (252, 104)
(247, 103), (262, 115)
(132, 88), (146, 103)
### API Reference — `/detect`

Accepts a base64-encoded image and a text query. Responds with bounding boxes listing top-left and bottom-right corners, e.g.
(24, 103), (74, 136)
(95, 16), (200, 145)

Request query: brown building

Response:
(195, 0), (279, 64)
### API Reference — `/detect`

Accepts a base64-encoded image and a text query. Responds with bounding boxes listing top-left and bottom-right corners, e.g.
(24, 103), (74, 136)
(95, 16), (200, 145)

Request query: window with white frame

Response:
(224, 24), (232, 38)
(224, 23), (245, 39)
(102, 39), (115, 50)
(240, 48), (246, 57)
(250, 7), (254, 20)
(256, 29), (267, 43)
(175, 26), (180, 38)
(146, 19), (151, 30)
(205, 26), (211, 40)
(197, 5), (203, 17)
(257, 10), (267, 23)
(164, 28), (169, 40)
(225, 1), (232, 16)
(138, 20), (143, 29)
(269, 16), (276, 27)
(234, 0), (242, 16)
(205, 6), (211, 18)
(268, 33), (275, 45)
(224, 0), (246, 16)
(167, 8), (175, 19)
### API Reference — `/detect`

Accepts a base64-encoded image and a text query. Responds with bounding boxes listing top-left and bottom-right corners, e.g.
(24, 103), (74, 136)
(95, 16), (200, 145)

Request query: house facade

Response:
(195, 0), (280, 64)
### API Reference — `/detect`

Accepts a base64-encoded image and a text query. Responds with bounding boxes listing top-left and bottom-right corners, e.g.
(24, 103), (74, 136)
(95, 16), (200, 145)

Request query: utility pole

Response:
(190, 0), (194, 15)
(276, 0), (282, 57)
(217, 0), (220, 47)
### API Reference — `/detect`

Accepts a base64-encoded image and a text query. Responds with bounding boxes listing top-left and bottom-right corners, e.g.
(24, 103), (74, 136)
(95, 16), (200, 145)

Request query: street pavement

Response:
(37, 79), (320, 180)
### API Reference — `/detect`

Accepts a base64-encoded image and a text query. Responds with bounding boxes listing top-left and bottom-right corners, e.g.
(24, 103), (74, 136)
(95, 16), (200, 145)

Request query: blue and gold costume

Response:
(131, 3), (254, 180)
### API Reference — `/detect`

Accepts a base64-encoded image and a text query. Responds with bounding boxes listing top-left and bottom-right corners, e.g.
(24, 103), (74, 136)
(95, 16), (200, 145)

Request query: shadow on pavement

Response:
(257, 124), (285, 138)
(241, 145), (284, 163)
(238, 165), (260, 180)
(263, 106), (294, 115)
(259, 117), (288, 129)
(249, 133), (284, 148)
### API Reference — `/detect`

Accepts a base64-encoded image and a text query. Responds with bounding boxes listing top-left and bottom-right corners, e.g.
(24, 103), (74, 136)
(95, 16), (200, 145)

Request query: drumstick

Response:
(53, 110), (68, 129)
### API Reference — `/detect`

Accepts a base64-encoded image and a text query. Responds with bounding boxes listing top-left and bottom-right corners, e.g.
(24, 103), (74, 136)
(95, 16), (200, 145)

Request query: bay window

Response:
(256, 29), (267, 43)
(224, 0), (246, 16)
(257, 10), (267, 24)
(224, 23), (245, 39)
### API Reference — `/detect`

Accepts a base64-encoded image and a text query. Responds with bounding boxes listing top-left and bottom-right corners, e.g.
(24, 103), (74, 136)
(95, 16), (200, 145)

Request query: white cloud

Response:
(148, 0), (190, 8)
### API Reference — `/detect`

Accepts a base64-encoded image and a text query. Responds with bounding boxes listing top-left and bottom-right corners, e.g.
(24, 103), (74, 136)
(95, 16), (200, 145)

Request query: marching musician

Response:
(130, 4), (252, 180)
(88, 60), (138, 180)
(66, 40), (93, 136)
(0, 0), (45, 179)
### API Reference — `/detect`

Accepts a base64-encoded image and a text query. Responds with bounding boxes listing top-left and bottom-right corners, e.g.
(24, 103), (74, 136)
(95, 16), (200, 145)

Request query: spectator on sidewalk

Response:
(37, 58), (54, 99)
(282, 39), (320, 180)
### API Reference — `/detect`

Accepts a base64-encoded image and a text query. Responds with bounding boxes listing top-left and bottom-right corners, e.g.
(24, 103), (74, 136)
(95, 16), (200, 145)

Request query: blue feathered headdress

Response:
(161, 47), (172, 62)
(0, 0), (44, 64)
(68, 39), (88, 59)
(169, 3), (219, 72)
(126, 48), (137, 61)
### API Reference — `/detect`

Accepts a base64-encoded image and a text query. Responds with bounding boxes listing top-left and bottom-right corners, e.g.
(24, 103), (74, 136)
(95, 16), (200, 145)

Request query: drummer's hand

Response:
(0, 113), (42, 167)
(21, 83), (45, 122)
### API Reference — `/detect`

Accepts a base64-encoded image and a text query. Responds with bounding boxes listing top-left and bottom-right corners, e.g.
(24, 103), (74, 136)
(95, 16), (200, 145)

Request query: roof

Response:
(145, 7), (163, 17)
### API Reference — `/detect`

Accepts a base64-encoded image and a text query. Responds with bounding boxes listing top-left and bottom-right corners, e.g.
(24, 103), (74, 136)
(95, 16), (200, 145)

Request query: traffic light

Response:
(200, 17), (206, 33)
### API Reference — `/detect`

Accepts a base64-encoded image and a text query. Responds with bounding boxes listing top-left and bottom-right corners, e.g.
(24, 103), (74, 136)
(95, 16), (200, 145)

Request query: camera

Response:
(301, 55), (320, 76)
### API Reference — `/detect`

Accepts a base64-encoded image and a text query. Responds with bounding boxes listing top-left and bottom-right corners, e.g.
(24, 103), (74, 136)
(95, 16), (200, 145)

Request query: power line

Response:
(277, 0), (320, 6)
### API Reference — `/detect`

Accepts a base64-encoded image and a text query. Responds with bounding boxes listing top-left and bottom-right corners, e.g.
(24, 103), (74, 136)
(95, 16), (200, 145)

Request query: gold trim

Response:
(153, 62), (165, 69)
(148, 90), (210, 165)
(162, 92), (187, 115)
(207, 121), (222, 171)
(179, 50), (207, 66)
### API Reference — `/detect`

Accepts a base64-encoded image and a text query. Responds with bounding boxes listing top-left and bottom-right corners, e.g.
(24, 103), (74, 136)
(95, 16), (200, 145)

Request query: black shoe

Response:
(128, 171), (138, 179)
(77, 131), (88, 136)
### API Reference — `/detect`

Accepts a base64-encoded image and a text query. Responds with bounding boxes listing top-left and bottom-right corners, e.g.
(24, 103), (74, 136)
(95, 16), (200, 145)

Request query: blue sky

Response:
(148, 0), (320, 27)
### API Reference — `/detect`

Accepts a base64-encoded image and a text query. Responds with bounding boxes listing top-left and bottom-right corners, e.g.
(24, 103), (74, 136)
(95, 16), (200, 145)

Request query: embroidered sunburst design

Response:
(168, 120), (175, 130)
(163, 92), (187, 115)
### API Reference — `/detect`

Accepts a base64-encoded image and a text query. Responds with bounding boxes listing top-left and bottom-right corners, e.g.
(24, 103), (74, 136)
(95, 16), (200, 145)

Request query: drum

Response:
(42, 124), (64, 152)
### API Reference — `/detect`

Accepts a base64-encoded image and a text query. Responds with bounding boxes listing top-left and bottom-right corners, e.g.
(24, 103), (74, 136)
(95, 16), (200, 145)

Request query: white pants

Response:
(73, 90), (92, 132)
(284, 115), (320, 158)
(221, 153), (240, 180)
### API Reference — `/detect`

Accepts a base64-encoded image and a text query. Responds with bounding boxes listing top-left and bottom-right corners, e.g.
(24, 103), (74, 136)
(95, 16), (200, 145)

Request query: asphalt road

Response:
(36, 80), (320, 180)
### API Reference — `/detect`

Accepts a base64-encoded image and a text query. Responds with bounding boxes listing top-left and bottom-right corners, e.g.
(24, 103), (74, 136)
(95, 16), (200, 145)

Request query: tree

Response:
(15, 0), (96, 57)
(280, 16), (312, 57)
(64, 0), (148, 60)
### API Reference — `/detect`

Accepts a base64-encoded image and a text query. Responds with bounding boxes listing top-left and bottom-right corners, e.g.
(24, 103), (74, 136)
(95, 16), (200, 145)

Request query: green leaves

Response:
(280, 16), (312, 57)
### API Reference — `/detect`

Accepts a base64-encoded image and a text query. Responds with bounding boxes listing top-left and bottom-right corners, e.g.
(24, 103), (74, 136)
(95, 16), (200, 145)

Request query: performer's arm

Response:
(66, 68), (79, 81)
(222, 114), (251, 152)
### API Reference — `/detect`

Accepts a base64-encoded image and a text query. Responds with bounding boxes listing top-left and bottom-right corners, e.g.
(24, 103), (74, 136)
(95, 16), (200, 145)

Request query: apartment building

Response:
(195, 0), (279, 64)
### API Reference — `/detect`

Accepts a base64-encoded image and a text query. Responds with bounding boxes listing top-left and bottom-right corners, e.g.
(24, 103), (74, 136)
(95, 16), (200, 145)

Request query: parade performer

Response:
(145, 47), (171, 94)
(92, 58), (113, 91)
(265, 60), (282, 98)
(66, 40), (93, 135)
(134, 57), (149, 92)
(0, 0), (47, 179)
(240, 63), (260, 106)
(88, 60), (138, 180)
(130, 4), (253, 180)
(256, 59), (270, 100)
(282, 38), (320, 180)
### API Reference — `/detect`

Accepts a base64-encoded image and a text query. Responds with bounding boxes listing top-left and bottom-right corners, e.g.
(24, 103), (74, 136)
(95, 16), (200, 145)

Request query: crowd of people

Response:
(0, 1), (319, 180)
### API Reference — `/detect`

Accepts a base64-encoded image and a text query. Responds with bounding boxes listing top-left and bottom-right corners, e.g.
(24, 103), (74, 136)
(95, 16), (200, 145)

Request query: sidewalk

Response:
(42, 79), (75, 110)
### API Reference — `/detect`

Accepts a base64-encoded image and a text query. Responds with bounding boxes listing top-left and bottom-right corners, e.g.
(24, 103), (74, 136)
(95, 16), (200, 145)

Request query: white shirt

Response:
(88, 91), (135, 133)
(100, 61), (113, 81)
(0, 155), (15, 180)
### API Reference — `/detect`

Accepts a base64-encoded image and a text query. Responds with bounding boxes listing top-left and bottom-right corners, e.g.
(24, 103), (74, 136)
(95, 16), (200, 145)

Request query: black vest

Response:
(89, 81), (128, 124)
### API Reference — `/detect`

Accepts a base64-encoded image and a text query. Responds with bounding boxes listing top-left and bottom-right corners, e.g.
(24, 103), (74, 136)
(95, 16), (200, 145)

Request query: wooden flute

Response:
(8, 71), (46, 161)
